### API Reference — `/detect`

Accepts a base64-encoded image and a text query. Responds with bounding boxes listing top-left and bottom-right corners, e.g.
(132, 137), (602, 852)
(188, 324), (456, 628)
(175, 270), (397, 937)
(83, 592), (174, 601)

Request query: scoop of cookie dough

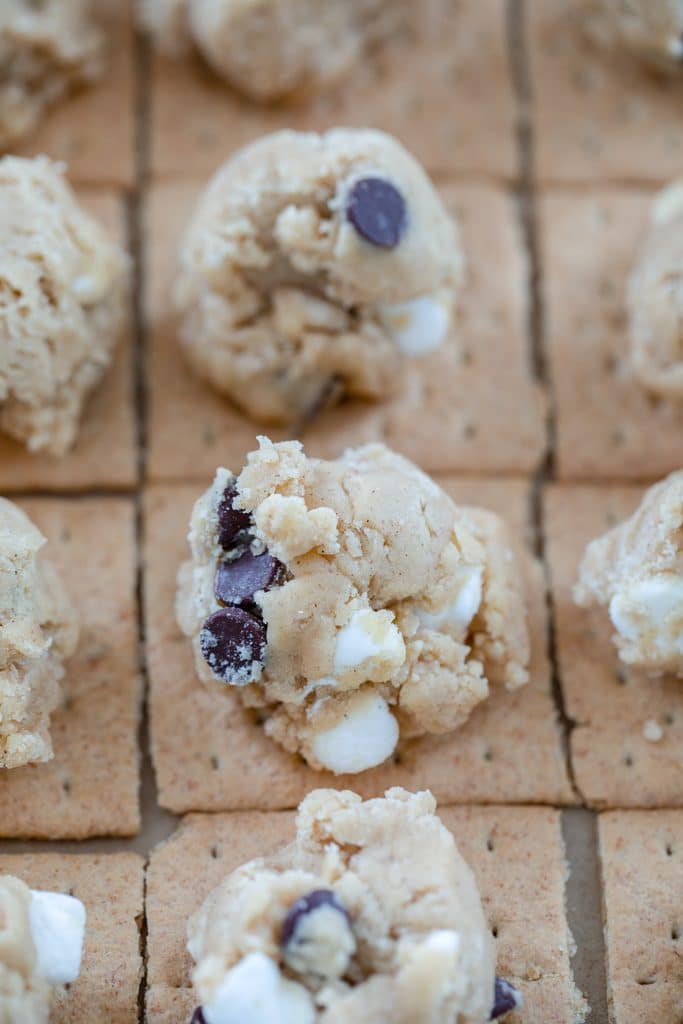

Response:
(176, 438), (529, 774)
(174, 129), (462, 424)
(0, 498), (78, 769)
(188, 788), (522, 1024)
(578, 0), (683, 72)
(0, 1), (104, 149)
(0, 874), (86, 1024)
(575, 470), (683, 675)
(0, 156), (129, 456)
(627, 180), (683, 399)
(142, 0), (405, 102)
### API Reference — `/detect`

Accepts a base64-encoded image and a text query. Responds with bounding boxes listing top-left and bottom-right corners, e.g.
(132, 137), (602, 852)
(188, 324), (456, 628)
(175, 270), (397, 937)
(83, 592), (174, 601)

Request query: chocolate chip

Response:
(199, 607), (266, 684)
(490, 977), (522, 1019)
(281, 889), (350, 948)
(215, 548), (285, 607)
(190, 1010), (206, 1024)
(346, 177), (407, 249)
(217, 480), (251, 549)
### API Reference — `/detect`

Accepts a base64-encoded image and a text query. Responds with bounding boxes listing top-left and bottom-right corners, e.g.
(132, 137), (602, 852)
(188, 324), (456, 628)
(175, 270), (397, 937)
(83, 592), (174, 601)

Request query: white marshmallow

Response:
(609, 574), (683, 655)
(333, 608), (405, 675)
(416, 566), (483, 636)
(202, 952), (315, 1024)
(378, 295), (450, 356)
(28, 890), (86, 986)
(651, 180), (683, 226)
(312, 692), (399, 774)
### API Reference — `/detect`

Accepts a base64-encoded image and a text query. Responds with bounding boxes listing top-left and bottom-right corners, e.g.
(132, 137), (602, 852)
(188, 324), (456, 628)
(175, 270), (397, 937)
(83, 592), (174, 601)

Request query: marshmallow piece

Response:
(651, 180), (683, 226)
(416, 566), (483, 636)
(377, 295), (450, 356)
(311, 692), (399, 774)
(28, 890), (86, 986)
(609, 574), (683, 656)
(333, 608), (405, 677)
(202, 952), (315, 1024)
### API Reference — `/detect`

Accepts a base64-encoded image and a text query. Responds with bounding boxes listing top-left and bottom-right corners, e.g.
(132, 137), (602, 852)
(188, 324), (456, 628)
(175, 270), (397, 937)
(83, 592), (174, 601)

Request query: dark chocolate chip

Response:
(490, 977), (522, 1019)
(281, 889), (350, 948)
(217, 480), (251, 549)
(199, 607), (266, 684)
(345, 177), (407, 249)
(190, 1010), (206, 1024)
(214, 548), (285, 607)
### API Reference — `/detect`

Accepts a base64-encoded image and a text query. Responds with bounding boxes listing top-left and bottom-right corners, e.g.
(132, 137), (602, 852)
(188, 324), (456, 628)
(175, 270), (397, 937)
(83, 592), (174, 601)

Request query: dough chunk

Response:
(174, 129), (462, 424)
(578, 0), (683, 71)
(0, 498), (78, 769)
(0, 874), (86, 1023)
(575, 470), (683, 675)
(0, 156), (129, 456)
(0, 1), (104, 149)
(627, 180), (683, 399)
(188, 787), (521, 1024)
(176, 438), (529, 773)
(142, 0), (406, 102)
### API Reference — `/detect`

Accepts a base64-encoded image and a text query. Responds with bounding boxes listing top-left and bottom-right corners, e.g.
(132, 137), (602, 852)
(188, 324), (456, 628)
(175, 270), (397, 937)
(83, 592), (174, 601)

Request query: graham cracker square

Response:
(145, 805), (586, 1023)
(599, 811), (683, 1023)
(0, 188), (137, 492)
(540, 190), (683, 480)
(544, 484), (683, 808)
(12, 0), (135, 189)
(149, 0), (516, 184)
(0, 852), (144, 1024)
(145, 181), (545, 481)
(527, 0), (683, 185)
(0, 497), (141, 838)
(145, 475), (573, 815)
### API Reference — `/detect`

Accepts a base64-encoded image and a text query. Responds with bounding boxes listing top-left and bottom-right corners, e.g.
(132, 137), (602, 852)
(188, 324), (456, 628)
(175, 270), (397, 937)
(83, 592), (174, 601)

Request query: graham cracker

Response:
(149, 0), (516, 184)
(145, 181), (545, 481)
(0, 497), (141, 838)
(0, 188), (137, 492)
(145, 805), (586, 1024)
(544, 485), (683, 808)
(0, 852), (143, 1024)
(12, 0), (135, 189)
(527, 0), (683, 185)
(599, 811), (683, 1023)
(540, 190), (683, 481)
(145, 476), (573, 815)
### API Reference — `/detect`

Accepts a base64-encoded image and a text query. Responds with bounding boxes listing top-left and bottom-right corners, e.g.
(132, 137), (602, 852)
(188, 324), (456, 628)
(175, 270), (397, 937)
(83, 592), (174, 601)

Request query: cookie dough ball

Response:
(0, 874), (86, 1023)
(175, 129), (462, 424)
(578, 0), (683, 72)
(188, 788), (522, 1024)
(176, 438), (529, 774)
(0, 156), (129, 456)
(142, 0), (404, 102)
(0, 498), (78, 769)
(627, 181), (683, 399)
(0, 1), (104, 149)
(575, 470), (683, 675)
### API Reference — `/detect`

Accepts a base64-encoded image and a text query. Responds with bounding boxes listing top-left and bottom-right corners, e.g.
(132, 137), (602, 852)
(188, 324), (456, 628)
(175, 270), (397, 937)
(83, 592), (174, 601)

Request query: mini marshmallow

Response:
(377, 295), (450, 356)
(311, 692), (399, 774)
(333, 608), (405, 677)
(202, 952), (315, 1024)
(28, 890), (86, 986)
(609, 574), (683, 656)
(650, 179), (683, 226)
(416, 566), (483, 636)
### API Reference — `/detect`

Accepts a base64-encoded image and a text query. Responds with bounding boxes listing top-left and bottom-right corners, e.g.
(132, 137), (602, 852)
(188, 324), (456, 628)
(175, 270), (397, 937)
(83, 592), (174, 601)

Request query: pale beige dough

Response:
(188, 788), (497, 1024)
(578, 0), (683, 71)
(177, 438), (529, 774)
(142, 0), (407, 102)
(0, 876), (51, 1024)
(0, 498), (78, 769)
(0, 156), (129, 456)
(627, 180), (683, 399)
(575, 470), (683, 675)
(0, 1), (104, 150)
(174, 129), (462, 425)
